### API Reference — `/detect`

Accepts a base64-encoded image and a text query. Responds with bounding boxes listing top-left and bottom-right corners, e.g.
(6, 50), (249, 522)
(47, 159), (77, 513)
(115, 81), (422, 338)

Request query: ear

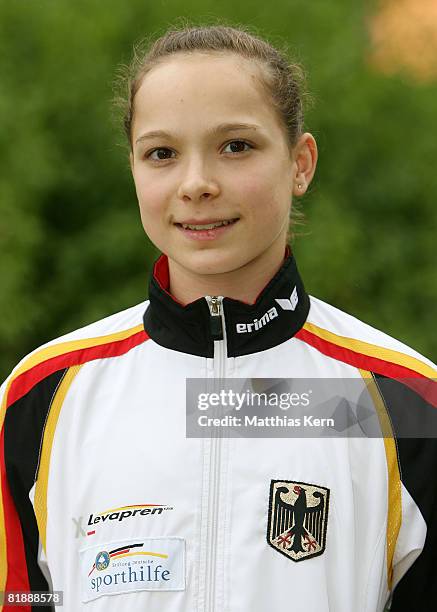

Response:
(292, 133), (318, 196)
(129, 151), (134, 173)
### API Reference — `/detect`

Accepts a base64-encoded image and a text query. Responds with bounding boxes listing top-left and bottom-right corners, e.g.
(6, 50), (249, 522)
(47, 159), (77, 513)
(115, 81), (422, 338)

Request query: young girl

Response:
(1, 24), (436, 612)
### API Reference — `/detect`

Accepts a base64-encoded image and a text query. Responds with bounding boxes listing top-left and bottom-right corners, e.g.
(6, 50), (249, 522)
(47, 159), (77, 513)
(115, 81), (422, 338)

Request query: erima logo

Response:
(235, 287), (299, 334)
(275, 286), (298, 311)
(236, 307), (278, 334)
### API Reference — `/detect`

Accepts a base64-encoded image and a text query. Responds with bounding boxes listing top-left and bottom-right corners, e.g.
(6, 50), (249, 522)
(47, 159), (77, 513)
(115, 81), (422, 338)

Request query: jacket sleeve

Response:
(0, 370), (61, 612)
(374, 374), (437, 611)
(389, 437), (437, 610)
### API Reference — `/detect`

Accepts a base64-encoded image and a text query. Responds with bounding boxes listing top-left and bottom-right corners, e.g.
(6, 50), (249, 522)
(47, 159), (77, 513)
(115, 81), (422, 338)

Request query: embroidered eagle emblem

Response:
(267, 480), (330, 561)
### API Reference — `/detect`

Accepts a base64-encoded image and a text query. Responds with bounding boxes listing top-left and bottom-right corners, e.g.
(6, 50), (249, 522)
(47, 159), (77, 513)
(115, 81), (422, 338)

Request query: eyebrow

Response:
(135, 122), (261, 145)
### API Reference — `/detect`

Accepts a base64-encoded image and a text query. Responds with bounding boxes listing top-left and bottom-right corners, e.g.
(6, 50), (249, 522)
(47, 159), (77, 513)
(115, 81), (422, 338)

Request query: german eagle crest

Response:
(267, 480), (330, 561)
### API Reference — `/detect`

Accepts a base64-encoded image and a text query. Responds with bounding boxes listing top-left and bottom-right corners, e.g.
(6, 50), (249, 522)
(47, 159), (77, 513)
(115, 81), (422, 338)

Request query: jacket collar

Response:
(143, 247), (310, 358)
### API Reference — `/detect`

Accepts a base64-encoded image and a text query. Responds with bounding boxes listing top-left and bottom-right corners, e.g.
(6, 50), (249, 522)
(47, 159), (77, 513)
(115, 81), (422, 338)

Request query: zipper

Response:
(207, 296), (224, 341)
(202, 296), (226, 611)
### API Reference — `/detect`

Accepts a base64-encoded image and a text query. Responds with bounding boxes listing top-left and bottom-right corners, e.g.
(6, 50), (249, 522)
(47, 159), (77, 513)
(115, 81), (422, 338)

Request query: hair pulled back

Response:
(115, 22), (310, 153)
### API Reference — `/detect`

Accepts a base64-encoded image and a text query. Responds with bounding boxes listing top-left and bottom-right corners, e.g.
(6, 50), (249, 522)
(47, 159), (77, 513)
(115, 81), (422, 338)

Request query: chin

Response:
(181, 250), (245, 276)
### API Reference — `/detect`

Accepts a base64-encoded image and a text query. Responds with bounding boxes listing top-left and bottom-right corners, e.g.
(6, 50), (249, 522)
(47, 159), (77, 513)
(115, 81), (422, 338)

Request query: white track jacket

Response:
(1, 249), (436, 612)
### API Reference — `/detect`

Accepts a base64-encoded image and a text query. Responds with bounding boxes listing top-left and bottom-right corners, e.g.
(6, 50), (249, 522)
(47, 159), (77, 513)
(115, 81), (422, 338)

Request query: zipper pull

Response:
(206, 296), (224, 341)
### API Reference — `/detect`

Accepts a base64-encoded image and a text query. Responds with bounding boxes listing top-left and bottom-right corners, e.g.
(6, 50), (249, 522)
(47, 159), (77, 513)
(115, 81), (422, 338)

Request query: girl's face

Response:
(130, 52), (304, 280)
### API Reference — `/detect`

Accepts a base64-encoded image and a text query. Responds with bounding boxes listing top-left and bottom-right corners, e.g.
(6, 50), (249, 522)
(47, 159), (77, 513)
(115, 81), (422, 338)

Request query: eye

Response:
(222, 140), (253, 154)
(146, 148), (175, 162)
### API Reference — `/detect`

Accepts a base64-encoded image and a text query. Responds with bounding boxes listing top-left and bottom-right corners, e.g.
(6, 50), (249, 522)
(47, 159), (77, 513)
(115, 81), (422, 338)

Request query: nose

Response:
(176, 158), (220, 203)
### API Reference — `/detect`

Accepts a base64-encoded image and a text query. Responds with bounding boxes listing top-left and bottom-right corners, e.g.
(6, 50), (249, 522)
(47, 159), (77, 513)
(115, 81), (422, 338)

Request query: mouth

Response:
(175, 218), (239, 230)
(174, 218), (240, 241)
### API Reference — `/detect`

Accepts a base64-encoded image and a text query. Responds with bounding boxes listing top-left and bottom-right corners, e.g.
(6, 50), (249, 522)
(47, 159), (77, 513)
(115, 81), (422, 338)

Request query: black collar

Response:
(143, 248), (310, 358)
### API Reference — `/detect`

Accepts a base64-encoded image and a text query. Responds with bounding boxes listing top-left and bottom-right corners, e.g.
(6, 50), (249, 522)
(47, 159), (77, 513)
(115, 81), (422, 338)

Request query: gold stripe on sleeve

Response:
(13, 324), (144, 380)
(33, 365), (83, 553)
(359, 369), (401, 591)
(304, 322), (436, 379)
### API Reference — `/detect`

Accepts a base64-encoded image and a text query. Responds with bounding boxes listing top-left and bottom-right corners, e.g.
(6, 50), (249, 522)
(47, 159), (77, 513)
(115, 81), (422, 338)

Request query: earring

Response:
(297, 184), (303, 190)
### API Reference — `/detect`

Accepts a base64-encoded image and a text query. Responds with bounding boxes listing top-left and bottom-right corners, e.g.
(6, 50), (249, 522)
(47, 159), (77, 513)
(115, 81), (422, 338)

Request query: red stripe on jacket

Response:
(7, 330), (149, 408)
(295, 327), (436, 406)
(1, 424), (31, 611)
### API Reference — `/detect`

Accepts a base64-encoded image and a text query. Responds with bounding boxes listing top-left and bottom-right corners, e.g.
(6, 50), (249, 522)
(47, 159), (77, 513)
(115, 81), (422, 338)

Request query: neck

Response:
(167, 242), (289, 305)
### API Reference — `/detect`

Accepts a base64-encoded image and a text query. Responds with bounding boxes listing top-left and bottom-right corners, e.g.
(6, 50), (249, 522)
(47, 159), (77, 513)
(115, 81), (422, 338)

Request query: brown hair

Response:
(114, 21), (312, 240)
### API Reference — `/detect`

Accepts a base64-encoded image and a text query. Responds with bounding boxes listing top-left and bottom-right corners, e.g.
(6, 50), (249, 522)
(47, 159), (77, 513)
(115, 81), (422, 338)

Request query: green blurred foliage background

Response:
(1, 0), (436, 379)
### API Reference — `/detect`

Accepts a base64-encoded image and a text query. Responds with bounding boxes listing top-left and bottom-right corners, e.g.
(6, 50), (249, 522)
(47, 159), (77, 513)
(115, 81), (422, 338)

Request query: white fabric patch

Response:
(80, 536), (185, 602)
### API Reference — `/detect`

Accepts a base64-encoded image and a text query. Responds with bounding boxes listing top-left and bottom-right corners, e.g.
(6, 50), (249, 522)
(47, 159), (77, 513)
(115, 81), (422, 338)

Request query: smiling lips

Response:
(175, 218), (239, 240)
(177, 218), (239, 230)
